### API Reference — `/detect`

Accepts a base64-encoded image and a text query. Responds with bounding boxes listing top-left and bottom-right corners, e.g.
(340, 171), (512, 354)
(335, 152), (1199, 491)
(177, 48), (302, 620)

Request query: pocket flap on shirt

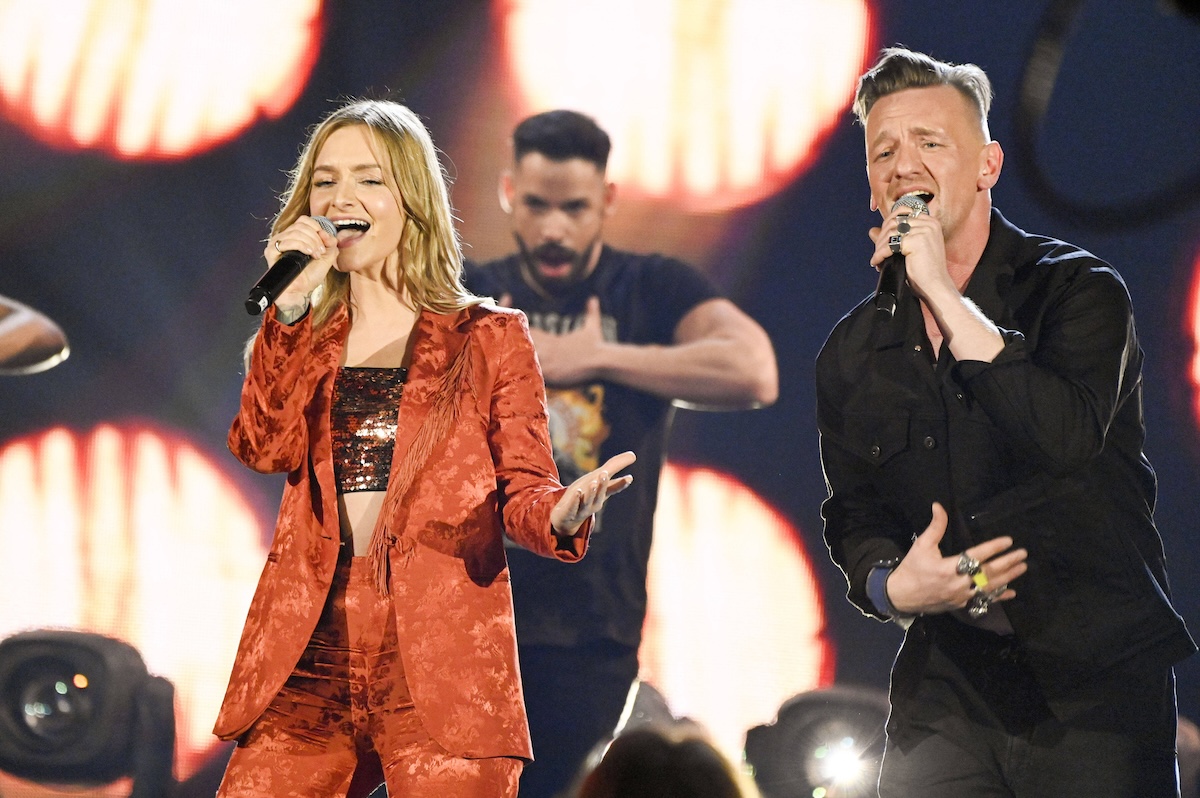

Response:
(834, 411), (911, 466)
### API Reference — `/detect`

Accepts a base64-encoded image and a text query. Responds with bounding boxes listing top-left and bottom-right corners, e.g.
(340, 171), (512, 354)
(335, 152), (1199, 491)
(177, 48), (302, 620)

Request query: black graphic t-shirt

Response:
(463, 246), (720, 648)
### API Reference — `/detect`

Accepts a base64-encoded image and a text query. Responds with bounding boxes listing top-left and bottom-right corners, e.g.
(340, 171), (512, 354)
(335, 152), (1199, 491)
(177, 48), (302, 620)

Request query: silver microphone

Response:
(875, 196), (929, 316)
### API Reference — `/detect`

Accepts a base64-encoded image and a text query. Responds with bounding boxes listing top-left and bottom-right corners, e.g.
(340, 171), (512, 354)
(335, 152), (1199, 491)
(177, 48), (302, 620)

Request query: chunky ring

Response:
(888, 234), (903, 255)
(972, 571), (990, 589)
(897, 216), (912, 234)
(274, 240), (283, 253)
(956, 553), (981, 576)
(967, 590), (991, 618)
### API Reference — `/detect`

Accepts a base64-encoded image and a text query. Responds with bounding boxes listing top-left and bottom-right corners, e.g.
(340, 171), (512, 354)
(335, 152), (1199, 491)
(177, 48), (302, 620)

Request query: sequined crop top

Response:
(330, 366), (408, 493)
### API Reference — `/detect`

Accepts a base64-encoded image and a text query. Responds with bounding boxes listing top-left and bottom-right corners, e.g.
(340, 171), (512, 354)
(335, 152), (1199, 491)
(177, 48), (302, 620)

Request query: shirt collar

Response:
(961, 208), (1024, 326)
(870, 207), (1024, 351)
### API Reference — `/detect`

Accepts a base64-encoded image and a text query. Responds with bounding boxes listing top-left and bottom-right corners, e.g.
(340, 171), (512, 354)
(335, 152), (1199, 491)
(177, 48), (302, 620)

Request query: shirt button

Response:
(870, 445), (881, 458)
(955, 392), (964, 401)
(923, 436), (936, 449)
(913, 344), (922, 352)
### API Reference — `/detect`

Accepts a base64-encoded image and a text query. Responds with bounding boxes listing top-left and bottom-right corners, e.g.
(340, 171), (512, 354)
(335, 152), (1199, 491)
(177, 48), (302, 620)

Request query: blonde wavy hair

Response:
(271, 99), (482, 328)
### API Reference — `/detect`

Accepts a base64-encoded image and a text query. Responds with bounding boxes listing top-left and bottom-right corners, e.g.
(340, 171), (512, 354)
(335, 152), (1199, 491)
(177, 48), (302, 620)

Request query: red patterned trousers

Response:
(217, 552), (522, 798)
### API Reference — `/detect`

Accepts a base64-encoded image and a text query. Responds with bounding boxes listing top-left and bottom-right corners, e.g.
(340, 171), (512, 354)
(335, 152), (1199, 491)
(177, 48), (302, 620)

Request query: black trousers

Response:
(516, 640), (640, 798)
(880, 617), (1180, 798)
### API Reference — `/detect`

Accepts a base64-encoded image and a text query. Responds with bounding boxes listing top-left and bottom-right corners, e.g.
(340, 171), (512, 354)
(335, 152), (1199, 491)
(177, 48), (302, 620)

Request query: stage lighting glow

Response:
(745, 686), (889, 798)
(816, 736), (868, 785)
(499, 0), (872, 211)
(1189, 247), (1200, 429)
(0, 424), (267, 786)
(640, 464), (832, 760)
(0, 431), (823, 787)
(0, 0), (323, 159)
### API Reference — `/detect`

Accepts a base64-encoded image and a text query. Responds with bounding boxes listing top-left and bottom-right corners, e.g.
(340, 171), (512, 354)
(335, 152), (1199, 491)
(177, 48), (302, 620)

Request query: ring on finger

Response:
(897, 215), (911, 234)
(274, 240), (283, 253)
(888, 234), (902, 255)
(967, 590), (991, 618)
(956, 553), (981, 577)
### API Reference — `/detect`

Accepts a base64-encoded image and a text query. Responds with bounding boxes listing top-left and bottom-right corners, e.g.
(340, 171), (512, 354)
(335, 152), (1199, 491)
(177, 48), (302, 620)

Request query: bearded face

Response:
(505, 152), (613, 296)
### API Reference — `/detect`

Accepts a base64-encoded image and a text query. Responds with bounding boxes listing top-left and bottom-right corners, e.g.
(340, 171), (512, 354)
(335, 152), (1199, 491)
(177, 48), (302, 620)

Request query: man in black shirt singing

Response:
(816, 47), (1195, 797)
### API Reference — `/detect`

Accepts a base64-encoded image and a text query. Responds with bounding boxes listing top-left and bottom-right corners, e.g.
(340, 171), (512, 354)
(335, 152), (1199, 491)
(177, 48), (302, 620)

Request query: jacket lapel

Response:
(392, 307), (472, 463)
(366, 306), (476, 591)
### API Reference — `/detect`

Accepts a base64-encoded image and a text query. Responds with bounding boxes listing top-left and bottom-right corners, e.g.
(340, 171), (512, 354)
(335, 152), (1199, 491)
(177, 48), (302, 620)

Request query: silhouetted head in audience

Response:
(571, 724), (762, 798)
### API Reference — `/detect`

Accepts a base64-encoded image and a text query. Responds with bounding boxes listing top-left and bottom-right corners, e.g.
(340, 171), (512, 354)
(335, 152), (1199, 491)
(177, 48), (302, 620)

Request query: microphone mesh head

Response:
(891, 195), (929, 216)
(313, 216), (337, 236)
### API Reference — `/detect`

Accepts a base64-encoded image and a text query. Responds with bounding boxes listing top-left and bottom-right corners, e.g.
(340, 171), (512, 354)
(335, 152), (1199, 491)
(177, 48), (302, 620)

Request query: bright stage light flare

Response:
(1190, 248), (1200, 430)
(499, 0), (872, 211)
(818, 736), (869, 785)
(640, 464), (832, 759)
(0, 0), (323, 159)
(0, 424), (267, 785)
(0, 433), (829, 785)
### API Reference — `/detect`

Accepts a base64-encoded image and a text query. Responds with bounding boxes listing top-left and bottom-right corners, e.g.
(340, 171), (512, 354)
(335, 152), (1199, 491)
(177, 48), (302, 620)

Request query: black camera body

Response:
(0, 630), (175, 793)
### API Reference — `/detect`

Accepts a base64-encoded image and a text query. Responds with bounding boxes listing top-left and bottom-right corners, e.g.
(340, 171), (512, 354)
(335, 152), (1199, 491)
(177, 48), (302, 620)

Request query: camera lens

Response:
(10, 657), (95, 748)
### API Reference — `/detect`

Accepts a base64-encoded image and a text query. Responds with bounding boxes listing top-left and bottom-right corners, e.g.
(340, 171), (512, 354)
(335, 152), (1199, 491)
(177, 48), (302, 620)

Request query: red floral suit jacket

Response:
(213, 302), (589, 760)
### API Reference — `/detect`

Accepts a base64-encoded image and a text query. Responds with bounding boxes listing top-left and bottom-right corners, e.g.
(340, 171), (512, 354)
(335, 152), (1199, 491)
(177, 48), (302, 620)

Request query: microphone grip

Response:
(874, 254), (905, 317)
(245, 216), (337, 316)
(245, 252), (310, 315)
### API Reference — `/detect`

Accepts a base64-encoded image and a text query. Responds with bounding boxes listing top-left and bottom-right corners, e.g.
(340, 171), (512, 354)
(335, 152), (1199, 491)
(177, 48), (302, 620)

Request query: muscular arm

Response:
(535, 297), (778, 409)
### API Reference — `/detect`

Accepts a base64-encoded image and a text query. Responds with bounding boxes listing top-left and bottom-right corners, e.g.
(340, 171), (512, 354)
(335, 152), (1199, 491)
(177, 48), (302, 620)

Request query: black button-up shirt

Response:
(816, 209), (1194, 695)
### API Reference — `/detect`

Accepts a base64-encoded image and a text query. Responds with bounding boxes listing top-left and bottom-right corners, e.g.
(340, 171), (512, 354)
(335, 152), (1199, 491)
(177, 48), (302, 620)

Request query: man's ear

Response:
(978, 141), (1003, 191)
(603, 180), (618, 217)
(499, 169), (515, 213)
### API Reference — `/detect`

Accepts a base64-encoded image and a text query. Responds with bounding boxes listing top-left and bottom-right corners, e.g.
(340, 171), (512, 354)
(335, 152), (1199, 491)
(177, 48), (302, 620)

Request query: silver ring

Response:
(897, 216), (911, 234)
(956, 553), (981, 576)
(274, 240), (283, 253)
(967, 591), (991, 618)
(888, 234), (902, 255)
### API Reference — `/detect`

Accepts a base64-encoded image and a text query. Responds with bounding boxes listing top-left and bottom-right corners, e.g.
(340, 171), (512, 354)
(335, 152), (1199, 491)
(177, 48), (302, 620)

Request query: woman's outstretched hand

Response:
(550, 451), (637, 537)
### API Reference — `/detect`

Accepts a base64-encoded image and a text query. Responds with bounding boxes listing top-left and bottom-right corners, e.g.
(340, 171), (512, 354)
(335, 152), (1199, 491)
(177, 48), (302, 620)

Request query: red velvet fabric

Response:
(217, 554), (522, 797)
(214, 303), (591, 765)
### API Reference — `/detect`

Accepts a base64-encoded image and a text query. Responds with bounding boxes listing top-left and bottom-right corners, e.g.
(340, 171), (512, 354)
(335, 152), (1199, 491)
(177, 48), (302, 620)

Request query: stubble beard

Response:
(514, 233), (600, 297)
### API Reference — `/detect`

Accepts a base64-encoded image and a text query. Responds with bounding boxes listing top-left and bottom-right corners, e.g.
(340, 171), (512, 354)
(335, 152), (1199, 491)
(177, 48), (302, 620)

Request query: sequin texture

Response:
(331, 366), (408, 492)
